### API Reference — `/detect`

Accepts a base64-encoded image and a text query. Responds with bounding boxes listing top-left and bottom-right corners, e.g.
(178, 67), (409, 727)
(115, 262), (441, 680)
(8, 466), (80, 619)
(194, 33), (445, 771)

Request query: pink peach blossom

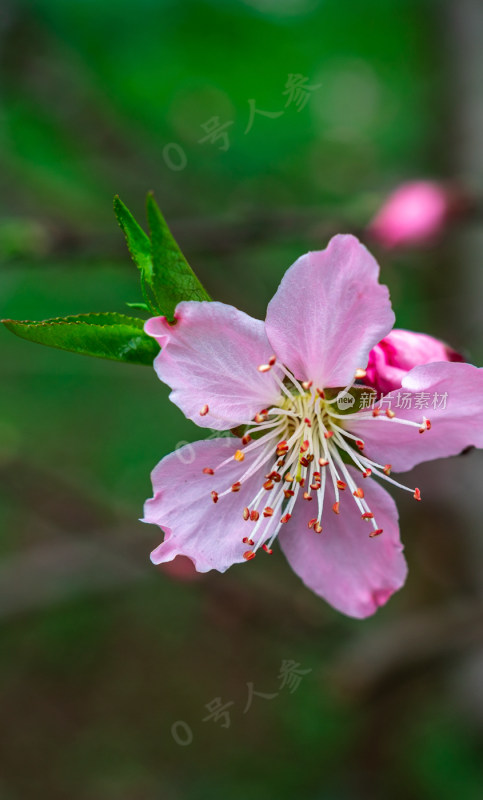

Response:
(368, 181), (452, 248)
(365, 329), (463, 395)
(143, 235), (483, 618)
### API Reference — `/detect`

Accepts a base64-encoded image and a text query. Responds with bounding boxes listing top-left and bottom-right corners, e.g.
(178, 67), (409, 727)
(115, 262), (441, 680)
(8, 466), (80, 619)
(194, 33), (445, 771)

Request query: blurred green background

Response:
(2, 0), (483, 798)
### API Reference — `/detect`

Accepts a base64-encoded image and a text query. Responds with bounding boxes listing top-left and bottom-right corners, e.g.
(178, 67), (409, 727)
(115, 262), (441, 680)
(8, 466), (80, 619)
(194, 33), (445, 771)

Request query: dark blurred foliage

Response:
(1, 1), (483, 799)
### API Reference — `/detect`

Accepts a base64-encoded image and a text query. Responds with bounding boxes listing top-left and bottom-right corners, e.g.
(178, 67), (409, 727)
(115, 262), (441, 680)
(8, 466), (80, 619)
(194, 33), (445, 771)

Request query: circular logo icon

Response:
(336, 392), (356, 410)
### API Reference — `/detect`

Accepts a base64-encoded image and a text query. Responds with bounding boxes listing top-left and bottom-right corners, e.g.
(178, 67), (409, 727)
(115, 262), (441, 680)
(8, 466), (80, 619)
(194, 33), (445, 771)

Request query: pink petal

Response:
(143, 438), (279, 572)
(145, 301), (282, 430)
(265, 235), (395, 389)
(279, 466), (406, 618)
(349, 362), (483, 473)
(365, 328), (463, 395)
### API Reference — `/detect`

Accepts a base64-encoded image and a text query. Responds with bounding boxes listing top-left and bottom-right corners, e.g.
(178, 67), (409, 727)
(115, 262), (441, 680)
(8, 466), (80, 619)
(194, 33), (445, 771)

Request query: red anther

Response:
(363, 468), (372, 478)
(277, 440), (288, 451)
(372, 408), (380, 417)
(262, 544), (273, 554)
(336, 480), (347, 490)
(263, 480), (274, 490)
(234, 449), (245, 462)
(250, 510), (259, 521)
(332, 502), (340, 514)
(324, 431), (333, 439)
(272, 473), (281, 483)
(284, 473), (294, 483)
(386, 409), (395, 419)
(257, 363), (271, 373)
(318, 458), (329, 467)
(313, 471), (321, 479)
(200, 404), (209, 416)
(313, 522), (322, 534)
(354, 368), (367, 379)
(300, 456), (309, 467)
(277, 459), (286, 467)
(413, 487), (421, 502)
(298, 477), (305, 487)
(355, 440), (365, 450)
(369, 528), (383, 538)
(353, 487), (364, 498)
(284, 489), (294, 498)
(231, 482), (241, 492)
(263, 507), (274, 517)
(202, 467), (214, 475)
(308, 518), (317, 529)
(243, 507), (250, 521)
(300, 440), (309, 452)
(260, 409), (268, 415)
(316, 388), (325, 399)
(242, 433), (252, 445)
(268, 355), (277, 366)
(254, 412), (267, 423)
(243, 550), (256, 560)
(303, 492), (312, 501)
(419, 418), (432, 434)
(211, 491), (219, 503)
(242, 537), (255, 546)
(280, 513), (291, 524)
(361, 512), (374, 520)
(306, 454), (314, 463)
(302, 380), (313, 390)
(383, 464), (392, 476)
(304, 418), (312, 427)
(310, 483), (321, 491)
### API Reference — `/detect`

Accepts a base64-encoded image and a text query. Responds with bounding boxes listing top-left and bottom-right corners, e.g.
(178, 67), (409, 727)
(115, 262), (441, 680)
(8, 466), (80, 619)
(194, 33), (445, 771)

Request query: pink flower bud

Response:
(365, 329), (464, 395)
(368, 181), (454, 248)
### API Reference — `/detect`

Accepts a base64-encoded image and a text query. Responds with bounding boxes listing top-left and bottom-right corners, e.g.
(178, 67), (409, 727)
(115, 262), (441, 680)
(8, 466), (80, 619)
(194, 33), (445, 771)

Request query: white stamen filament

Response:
(203, 364), (429, 557)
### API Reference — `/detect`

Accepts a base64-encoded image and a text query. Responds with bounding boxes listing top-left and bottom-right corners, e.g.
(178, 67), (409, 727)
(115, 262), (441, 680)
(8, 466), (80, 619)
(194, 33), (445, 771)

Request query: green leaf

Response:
(2, 312), (160, 366)
(113, 195), (152, 276)
(114, 193), (210, 317)
(126, 301), (150, 311)
(113, 195), (158, 313)
(146, 192), (210, 320)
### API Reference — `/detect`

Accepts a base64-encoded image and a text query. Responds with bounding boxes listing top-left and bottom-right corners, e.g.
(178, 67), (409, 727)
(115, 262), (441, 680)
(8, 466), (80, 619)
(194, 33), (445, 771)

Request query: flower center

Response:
(201, 358), (429, 560)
